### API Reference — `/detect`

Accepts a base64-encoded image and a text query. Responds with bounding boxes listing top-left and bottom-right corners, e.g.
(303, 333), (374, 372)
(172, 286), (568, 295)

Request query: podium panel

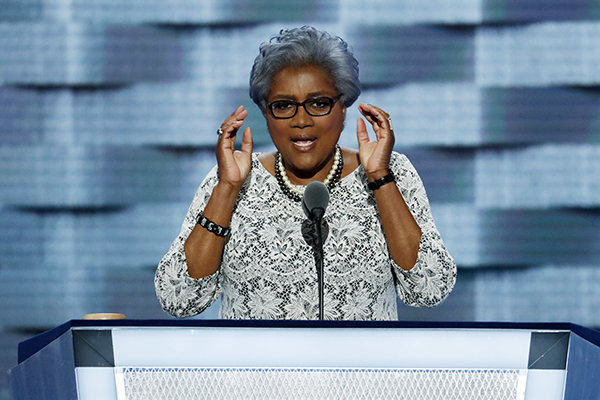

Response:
(8, 320), (600, 400)
(117, 368), (525, 400)
(116, 367), (524, 399)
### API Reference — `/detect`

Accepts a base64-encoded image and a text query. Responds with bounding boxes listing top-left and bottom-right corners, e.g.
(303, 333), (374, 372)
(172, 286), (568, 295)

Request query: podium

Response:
(8, 320), (600, 399)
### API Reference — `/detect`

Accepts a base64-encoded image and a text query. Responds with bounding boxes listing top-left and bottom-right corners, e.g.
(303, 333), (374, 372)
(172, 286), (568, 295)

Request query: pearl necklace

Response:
(275, 145), (344, 202)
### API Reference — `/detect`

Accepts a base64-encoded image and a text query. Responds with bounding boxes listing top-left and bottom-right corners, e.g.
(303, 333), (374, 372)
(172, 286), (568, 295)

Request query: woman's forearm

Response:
(372, 181), (422, 271)
(184, 182), (240, 279)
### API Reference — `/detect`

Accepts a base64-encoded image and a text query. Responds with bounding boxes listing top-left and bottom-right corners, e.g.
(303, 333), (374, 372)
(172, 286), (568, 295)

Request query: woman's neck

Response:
(258, 147), (361, 185)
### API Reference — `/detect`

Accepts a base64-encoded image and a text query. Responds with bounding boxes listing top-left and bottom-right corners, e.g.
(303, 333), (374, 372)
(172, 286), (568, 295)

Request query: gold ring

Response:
(387, 117), (394, 131)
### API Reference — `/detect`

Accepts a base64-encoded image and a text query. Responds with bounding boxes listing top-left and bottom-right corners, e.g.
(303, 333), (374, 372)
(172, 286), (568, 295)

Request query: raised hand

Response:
(356, 103), (396, 181)
(184, 106), (253, 279)
(216, 106), (253, 189)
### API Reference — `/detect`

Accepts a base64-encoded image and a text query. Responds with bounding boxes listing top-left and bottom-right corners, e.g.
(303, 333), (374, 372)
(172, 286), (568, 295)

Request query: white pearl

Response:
(279, 146), (341, 198)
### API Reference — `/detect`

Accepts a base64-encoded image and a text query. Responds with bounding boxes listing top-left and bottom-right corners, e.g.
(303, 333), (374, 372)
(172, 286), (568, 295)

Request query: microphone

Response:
(301, 181), (329, 320)
(302, 181), (329, 221)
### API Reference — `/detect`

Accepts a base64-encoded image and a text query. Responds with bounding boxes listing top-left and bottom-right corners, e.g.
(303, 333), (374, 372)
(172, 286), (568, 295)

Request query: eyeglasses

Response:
(266, 94), (343, 119)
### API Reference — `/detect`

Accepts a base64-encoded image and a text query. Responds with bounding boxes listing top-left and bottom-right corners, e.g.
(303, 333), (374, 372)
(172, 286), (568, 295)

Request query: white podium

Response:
(8, 320), (600, 399)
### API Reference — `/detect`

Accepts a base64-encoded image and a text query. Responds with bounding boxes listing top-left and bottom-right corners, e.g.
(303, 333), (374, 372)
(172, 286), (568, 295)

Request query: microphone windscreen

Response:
(302, 181), (329, 219)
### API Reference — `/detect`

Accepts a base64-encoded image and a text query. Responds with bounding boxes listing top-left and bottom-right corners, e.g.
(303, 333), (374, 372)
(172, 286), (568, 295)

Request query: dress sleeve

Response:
(154, 166), (223, 318)
(389, 153), (457, 308)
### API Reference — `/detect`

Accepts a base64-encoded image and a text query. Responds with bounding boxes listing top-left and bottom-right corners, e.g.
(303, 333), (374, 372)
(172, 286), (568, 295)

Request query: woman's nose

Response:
(291, 105), (313, 128)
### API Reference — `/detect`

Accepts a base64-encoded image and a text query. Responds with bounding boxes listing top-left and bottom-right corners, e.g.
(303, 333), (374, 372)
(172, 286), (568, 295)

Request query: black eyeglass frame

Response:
(266, 94), (343, 119)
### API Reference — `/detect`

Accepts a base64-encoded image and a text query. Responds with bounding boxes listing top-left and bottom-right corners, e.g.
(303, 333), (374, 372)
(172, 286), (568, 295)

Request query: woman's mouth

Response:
(292, 137), (316, 149)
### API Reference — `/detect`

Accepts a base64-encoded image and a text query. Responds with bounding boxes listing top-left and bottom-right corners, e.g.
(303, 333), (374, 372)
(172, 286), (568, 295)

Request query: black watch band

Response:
(367, 171), (396, 191)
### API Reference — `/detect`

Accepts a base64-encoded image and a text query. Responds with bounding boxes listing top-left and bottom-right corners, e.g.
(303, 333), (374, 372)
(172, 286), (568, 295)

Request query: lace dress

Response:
(155, 152), (456, 320)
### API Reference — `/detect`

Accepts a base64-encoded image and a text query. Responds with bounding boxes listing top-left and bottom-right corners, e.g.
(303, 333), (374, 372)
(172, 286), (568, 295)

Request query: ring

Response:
(217, 128), (224, 136)
(387, 117), (394, 131)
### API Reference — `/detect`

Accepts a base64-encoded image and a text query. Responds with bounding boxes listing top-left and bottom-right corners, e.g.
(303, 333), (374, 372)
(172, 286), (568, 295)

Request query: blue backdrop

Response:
(2, 1), (600, 397)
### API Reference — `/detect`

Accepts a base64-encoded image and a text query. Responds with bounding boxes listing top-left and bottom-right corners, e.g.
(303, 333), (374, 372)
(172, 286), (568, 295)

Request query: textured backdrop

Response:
(2, 0), (600, 397)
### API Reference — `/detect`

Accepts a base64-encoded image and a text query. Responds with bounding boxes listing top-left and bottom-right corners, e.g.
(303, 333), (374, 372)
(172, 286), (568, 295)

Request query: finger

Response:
(358, 104), (376, 121)
(230, 120), (245, 137)
(239, 127), (253, 156)
(217, 123), (242, 154)
(232, 106), (248, 123)
(356, 118), (370, 147)
(358, 105), (384, 133)
(370, 107), (392, 133)
(219, 106), (248, 138)
(359, 104), (392, 140)
(358, 103), (380, 118)
(233, 104), (244, 115)
(359, 102), (388, 117)
(363, 113), (378, 127)
(227, 105), (246, 121)
(359, 103), (390, 125)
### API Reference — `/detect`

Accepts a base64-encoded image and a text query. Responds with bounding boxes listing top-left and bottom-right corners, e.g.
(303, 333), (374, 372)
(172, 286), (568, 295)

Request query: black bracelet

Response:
(197, 213), (231, 238)
(367, 171), (396, 191)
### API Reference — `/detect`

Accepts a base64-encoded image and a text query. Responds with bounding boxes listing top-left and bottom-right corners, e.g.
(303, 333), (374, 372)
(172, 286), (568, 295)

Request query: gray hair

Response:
(249, 26), (361, 109)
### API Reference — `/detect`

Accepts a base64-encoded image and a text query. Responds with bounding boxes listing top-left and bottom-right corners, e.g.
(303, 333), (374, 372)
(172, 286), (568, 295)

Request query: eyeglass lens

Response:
(270, 97), (334, 118)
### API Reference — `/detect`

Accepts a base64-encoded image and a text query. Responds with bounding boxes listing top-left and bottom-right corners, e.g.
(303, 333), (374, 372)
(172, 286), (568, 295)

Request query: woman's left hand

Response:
(356, 103), (396, 181)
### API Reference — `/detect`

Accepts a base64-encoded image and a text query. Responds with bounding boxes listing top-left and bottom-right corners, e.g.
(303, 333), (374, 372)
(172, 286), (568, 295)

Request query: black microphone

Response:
(302, 181), (329, 221)
(302, 181), (329, 320)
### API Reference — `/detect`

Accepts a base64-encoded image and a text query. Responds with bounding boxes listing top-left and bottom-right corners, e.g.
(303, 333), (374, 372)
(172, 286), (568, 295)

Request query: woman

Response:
(155, 26), (456, 320)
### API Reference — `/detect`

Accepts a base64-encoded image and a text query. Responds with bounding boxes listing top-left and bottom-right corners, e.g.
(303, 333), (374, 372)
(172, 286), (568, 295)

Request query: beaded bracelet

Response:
(367, 171), (396, 191)
(197, 213), (231, 238)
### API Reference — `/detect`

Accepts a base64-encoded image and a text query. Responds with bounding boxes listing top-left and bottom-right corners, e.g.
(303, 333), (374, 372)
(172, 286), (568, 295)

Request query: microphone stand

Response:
(313, 208), (325, 320)
(302, 181), (329, 321)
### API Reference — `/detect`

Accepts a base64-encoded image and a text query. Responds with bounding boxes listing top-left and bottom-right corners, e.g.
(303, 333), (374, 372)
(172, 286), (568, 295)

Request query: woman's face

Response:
(265, 64), (346, 182)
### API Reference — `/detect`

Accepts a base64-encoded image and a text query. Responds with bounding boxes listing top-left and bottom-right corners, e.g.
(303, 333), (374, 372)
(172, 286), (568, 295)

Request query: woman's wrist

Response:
(368, 171), (396, 191)
(213, 181), (243, 205)
(364, 165), (391, 183)
(199, 182), (239, 230)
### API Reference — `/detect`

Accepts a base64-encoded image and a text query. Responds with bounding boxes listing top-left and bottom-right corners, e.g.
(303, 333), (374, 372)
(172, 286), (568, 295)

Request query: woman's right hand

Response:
(184, 106), (253, 279)
(216, 106), (253, 190)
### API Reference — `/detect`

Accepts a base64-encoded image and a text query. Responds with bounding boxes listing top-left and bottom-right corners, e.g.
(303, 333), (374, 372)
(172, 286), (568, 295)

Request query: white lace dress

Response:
(155, 151), (456, 320)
